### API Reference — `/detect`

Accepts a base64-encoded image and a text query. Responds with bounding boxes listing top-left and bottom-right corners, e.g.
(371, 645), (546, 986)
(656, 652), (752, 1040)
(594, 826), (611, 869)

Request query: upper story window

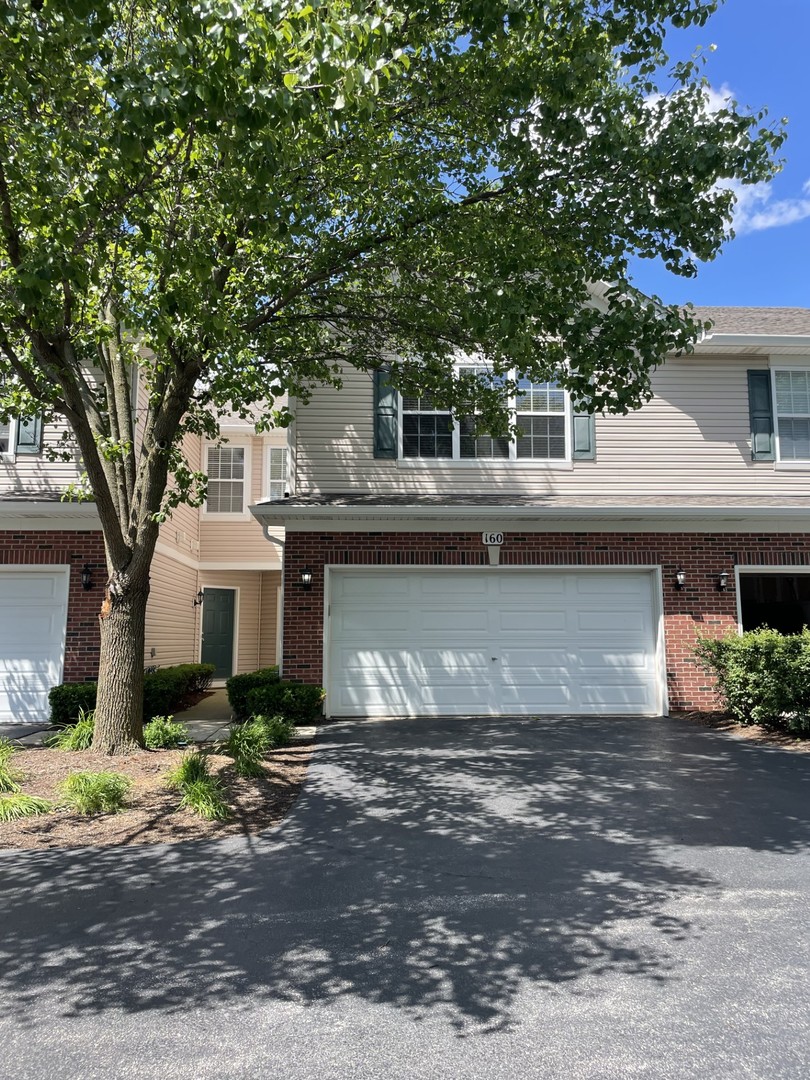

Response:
(0, 416), (43, 459)
(205, 445), (247, 515)
(774, 370), (810, 460)
(264, 446), (288, 501)
(400, 369), (569, 462)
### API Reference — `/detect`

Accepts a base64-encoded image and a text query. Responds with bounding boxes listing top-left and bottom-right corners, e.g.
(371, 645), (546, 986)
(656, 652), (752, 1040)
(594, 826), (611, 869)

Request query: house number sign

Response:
(482, 531), (504, 546)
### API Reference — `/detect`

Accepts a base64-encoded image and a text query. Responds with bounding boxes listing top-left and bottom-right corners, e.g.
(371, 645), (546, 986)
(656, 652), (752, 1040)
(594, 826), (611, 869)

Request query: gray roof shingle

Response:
(694, 306), (810, 336)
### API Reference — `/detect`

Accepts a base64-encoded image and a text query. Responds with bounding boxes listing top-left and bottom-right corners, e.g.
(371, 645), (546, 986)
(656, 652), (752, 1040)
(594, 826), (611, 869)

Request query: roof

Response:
(694, 307), (810, 336)
(258, 493), (810, 510)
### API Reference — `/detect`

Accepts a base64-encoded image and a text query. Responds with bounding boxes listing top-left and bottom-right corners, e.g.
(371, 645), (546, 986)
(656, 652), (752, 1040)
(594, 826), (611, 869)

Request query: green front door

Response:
(201, 588), (236, 679)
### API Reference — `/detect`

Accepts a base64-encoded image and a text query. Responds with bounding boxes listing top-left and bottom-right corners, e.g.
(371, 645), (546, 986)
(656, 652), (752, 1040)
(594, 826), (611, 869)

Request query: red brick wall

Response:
(0, 530), (105, 682)
(282, 530), (810, 712)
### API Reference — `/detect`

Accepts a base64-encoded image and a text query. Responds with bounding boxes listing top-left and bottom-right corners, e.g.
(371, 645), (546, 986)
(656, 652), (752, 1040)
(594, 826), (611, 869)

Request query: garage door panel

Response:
(497, 609), (568, 633)
(0, 570), (68, 724)
(327, 570), (660, 717)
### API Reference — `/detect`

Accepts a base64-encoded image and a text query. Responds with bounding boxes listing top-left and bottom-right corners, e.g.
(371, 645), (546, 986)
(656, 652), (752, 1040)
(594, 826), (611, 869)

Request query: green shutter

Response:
(572, 411), (595, 460)
(373, 368), (397, 459)
(747, 370), (775, 461)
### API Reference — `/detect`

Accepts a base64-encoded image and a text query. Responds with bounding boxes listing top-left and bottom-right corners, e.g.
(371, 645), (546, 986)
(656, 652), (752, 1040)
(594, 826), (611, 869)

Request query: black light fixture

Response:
(81, 564), (93, 591)
(674, 567), (686, 590)
(717, 570), (730, 592)
(192, 589), (204, 608)
(300, 566), (313, 591)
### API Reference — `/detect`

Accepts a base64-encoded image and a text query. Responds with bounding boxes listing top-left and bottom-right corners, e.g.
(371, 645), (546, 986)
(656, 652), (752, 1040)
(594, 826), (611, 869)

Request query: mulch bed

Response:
(678, 711), (810, 753)
(0, 742), (312, 851)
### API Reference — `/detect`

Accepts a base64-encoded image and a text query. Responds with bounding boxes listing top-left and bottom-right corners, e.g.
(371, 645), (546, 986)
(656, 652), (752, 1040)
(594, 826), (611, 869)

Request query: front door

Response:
(201, 588), (236, 679)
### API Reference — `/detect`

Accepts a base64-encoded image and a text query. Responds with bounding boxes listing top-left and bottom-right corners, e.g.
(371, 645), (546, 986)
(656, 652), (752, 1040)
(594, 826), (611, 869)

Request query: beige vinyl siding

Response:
(293, 356), (808, 497)
(198, 569), (276, 675)
(158, 432), (203, 560)
(258, 571), (281, 668)
(144, 549), (199, 667)
(1, 416), (82, 495)
(200, 435), (284, 565)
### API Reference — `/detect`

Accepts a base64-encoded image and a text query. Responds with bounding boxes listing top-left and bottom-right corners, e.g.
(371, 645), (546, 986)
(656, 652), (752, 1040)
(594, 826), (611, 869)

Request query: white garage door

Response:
(0, 569), (69, 724)
(327, 569), (662, 717)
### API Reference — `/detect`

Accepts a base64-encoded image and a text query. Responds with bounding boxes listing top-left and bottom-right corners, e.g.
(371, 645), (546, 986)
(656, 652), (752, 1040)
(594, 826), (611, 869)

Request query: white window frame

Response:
(263, 444), (289, 501)
(0, 417), (43, 462)
(397, 369), (573, 467)
(202, 439), (252, 520)
(772, 365), (810, 467)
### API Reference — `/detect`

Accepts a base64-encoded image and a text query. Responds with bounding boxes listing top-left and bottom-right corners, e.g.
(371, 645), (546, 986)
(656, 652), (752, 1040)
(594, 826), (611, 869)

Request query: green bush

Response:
(45, 709), (95, 750)
(254, 714), (296, 749)
(226, 667), (280, 720)
(0, 794), (52, 821)
(695, 627), (810, 735)
(48, 682), (97, 727)
(179, 777), (230, 821)
(246, 681), (324, 723)
(223, 720), (270, 778)
(58, 771), (132, 814)
(0, 737), (23, 793)
(143, 715), (189, 749)
(49, 664), (216, 726)
(166, 750), (211, 790)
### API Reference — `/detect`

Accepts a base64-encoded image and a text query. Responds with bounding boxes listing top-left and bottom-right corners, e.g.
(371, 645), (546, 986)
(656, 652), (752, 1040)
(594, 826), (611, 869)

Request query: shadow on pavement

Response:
(1, 715), (808, 1033)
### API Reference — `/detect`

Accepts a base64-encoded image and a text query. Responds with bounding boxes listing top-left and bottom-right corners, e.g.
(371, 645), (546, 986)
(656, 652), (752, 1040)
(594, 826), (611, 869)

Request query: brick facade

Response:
(0, 530), (105, 682)
(282, 529), (810, 712)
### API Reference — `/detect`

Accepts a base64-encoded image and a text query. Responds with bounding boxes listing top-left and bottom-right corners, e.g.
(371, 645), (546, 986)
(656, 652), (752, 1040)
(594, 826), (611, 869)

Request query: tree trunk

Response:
(91, 567), (150, 755)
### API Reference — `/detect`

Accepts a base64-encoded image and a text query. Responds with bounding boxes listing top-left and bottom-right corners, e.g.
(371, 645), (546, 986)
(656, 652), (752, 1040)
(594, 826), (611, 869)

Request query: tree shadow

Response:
(1, 716), (808, 1035)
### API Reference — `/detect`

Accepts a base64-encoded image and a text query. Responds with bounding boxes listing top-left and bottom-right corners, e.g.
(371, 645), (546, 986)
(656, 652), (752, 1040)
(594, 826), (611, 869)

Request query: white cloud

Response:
(727, 178), (810, 235)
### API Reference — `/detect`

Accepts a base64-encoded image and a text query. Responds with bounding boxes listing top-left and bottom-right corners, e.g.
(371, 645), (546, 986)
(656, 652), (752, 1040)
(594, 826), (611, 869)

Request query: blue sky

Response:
(628, 0), (810, 309)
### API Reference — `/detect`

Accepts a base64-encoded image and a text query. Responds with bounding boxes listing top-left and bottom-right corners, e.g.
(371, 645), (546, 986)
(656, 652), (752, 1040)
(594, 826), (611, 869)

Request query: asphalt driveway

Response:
(2, 715), (809, 1080)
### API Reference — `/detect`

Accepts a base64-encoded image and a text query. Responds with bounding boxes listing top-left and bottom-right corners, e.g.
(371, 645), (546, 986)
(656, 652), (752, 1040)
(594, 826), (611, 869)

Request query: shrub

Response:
(246, 681), (324, 723)
(178, 777), (230, 821)
(45, 709), (95, 751)
(0, 794), (52, 822)
(223, 720), (270, 778)
(49, 664), (215, 727)
(48, 682), (97, 727)
(58, 771), (132, 814)
(226, 667), (280, 720)
(254, 714), (296, 749)
(143, 716), (189, 749)
(0, 737), (23, 793)
(166, 750), (211, 790)
(695, 627), (810, 735)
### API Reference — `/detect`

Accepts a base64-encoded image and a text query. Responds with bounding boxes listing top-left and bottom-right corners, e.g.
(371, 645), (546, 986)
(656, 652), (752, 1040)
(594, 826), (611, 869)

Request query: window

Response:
(205, 445), (246, 514)
(740, 573), (810, 634)
(402, 392), (453, 459)
(774, 370), (810, 460)
(0, 416), (43, 458)
(265, 446), (288, 500)
(400, 371), (570, 461)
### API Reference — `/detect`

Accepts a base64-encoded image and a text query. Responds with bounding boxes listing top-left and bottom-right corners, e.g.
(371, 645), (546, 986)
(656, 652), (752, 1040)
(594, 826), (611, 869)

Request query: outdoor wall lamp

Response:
(674, 567), (686, 590)
(717, 571), (730, 592)
(81, 564), (94, 591)
(300, 567), (313, 591)
(192, 589), (204, 608)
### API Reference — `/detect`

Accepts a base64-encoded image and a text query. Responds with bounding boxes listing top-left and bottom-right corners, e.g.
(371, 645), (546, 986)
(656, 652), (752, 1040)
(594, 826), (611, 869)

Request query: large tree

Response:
(0, 0), (782, 752)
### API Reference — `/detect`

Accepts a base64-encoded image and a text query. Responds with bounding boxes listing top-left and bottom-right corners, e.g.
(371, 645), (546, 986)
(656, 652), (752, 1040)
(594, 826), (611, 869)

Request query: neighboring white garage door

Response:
(0, 569), (69, 725)
(327, 569), (662, 717)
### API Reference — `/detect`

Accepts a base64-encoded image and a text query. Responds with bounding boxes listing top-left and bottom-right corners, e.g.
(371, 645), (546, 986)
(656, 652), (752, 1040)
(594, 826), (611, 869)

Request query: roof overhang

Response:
(694, 333), (810, 357)
(251, 500), (810, 534)
(0, 499), (101, 531)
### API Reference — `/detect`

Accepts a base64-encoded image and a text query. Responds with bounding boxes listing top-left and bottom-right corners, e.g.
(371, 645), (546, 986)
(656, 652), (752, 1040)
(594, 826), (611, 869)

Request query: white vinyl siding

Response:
(294, 356), (810, 497)
(774, 370), (810, 461)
